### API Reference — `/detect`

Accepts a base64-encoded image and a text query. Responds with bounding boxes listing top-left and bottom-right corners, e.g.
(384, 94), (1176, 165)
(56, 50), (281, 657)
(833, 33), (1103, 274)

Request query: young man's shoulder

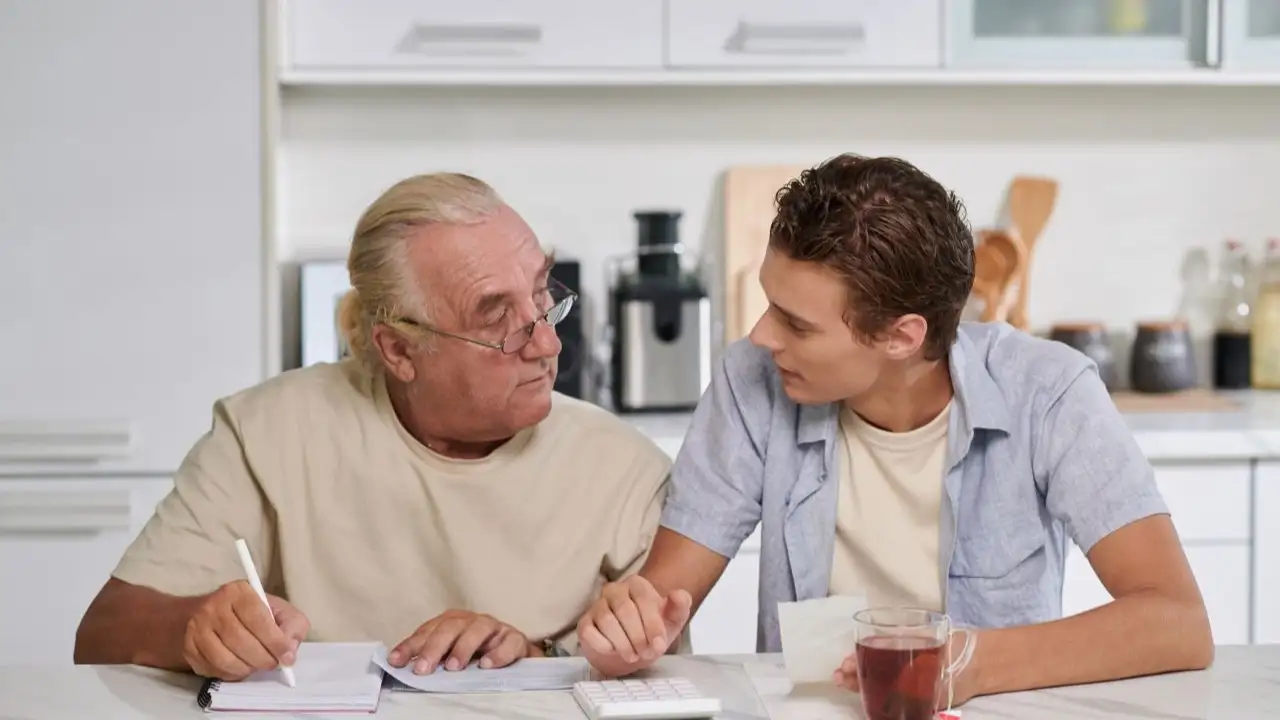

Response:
(956, 321), (1101, 402)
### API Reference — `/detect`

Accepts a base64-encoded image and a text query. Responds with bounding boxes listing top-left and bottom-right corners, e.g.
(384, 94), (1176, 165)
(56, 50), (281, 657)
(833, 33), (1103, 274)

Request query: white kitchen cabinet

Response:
(1063, 542), (1251, 645)
(0, 0), (264, 476)
(946, 0), (1216, 70)
(666, 0), (943, 69)
(1062, 460), (1256, 644)
(283, 0), (665, 72)
(689, 544), (762, 655)
(0, 478), (173, 665)
(1254, 462), (1280, 644)
(1223, 0), (1280, 69)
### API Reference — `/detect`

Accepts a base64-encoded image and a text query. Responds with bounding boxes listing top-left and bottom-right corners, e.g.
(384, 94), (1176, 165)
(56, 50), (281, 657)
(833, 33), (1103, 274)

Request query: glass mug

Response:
(852, 608), (977, 720)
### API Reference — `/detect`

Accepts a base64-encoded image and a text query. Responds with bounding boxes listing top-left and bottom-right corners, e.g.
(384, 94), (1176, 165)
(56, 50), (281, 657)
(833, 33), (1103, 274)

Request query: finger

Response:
(593, 610), (640, 664)
(445, 617), (500, 671)
(269, 597), (310, 655)
(216, 611), (279, 672)
(415, 619), (468, 675)
(232, 596), (294, 666)
(184, 629), (214, 678)
(607, 593), (653, 657)
(479, 630), (527, 669)
(664, 590), (693, 632)
(577, 619), (615, 657)
(631, 587), (668, 654)
(389, 619), (440, 667)
(194, 627), (253, 680)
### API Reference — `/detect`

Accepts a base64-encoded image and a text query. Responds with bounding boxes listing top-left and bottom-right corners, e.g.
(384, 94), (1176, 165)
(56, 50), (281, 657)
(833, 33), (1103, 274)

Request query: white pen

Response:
(234, 538), (297, 688)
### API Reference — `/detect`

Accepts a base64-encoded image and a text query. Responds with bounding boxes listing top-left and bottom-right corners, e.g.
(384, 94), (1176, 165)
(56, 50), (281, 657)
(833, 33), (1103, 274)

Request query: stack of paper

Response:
(197, 642), (384, 713)
(371, 644), (591, 693)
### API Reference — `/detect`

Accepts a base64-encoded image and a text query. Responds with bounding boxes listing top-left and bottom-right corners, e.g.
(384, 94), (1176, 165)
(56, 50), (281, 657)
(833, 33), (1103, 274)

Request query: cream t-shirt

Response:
(828, 402), (951, 611)
(113, 359), (672, 652)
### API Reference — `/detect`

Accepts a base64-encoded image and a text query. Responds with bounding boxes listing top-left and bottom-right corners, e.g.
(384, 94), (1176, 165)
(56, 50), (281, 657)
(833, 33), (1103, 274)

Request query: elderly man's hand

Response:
(387, 610), (536, 674)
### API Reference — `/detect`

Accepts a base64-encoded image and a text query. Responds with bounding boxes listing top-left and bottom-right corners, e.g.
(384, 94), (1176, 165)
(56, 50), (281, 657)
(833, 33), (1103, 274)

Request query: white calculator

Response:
(572, 677), (722, 719)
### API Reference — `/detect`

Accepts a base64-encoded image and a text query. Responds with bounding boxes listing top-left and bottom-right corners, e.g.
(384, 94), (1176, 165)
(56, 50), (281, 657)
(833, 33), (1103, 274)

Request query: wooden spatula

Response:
(1005, 176), (1058, 330)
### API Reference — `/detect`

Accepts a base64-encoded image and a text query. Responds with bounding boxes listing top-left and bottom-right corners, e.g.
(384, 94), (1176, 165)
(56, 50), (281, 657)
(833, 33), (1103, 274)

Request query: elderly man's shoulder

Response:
(215, 359), (375, 426)
(544, 393), (672, 470)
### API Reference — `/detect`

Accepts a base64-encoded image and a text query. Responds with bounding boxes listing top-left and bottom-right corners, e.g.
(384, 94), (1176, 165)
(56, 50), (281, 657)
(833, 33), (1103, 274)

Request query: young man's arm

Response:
(578, 342), (773, 676)
(964, 369), (1213, 702)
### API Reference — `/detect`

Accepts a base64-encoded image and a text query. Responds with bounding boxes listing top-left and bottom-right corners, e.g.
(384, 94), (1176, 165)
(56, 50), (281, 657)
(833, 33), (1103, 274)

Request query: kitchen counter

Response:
(4, 647), (1278, 719)
(623, 390), (1280, 462)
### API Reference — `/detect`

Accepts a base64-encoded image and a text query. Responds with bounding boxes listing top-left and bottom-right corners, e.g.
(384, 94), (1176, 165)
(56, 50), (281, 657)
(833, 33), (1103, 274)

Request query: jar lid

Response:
(1136, 318), (1188, 331)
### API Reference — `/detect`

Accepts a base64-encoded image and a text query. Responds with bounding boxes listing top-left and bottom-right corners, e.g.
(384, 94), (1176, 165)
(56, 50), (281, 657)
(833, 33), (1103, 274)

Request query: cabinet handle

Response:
(1204, 0), (1222, 67)
(395, 22), (543, 57)
(0, 421), (134, 463)
(725, 22), (866, 56)
(0, 489), (133, 533)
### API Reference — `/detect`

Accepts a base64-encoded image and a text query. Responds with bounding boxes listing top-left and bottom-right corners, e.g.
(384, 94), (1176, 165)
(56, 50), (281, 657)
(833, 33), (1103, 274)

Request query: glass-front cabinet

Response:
(947, 0), (1214, 70)
(1223, 0), (1280, 68)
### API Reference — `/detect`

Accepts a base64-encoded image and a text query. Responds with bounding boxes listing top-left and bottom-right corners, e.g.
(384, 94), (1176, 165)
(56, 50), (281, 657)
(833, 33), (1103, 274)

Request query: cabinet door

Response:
(284, 0), (665, 71)
(1063, 543), (1251, 645)
(0, 0), (263, 476)
(1255, 462), (1280, 643)
(0, 478), (173, 665)
(667, 0), (942, 69)
(1223, 0), (1280, 69)
(947, 0), (1214, 70)
(689, 550), (761, 655)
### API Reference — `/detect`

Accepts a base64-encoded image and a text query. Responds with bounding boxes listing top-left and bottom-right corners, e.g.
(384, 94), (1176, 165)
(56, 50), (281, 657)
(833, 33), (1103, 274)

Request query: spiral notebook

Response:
(197, 642), (385, 713)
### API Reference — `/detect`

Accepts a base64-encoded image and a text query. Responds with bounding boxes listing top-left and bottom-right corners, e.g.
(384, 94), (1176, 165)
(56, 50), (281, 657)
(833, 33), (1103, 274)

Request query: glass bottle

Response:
(1251, 238), (1280, 389)
(1213, 240), (1253, 389)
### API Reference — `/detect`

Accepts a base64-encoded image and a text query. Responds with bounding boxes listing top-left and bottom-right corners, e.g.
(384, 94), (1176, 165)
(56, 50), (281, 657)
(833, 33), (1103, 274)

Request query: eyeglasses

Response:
(390, 277), (577, 355)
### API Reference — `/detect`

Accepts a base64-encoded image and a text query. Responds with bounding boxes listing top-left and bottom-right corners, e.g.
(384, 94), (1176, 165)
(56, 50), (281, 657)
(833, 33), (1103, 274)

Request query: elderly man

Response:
(74, 172), (671, 681)
(576, 154), (1213, 707)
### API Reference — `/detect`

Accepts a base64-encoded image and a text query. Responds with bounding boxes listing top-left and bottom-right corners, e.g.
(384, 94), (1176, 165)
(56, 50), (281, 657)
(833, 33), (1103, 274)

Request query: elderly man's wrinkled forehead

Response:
(405, 204), (550, 318)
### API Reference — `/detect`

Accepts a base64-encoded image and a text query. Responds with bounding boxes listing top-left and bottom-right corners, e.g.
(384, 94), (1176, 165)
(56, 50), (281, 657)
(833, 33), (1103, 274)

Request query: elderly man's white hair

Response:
(336, 172), (504, 373)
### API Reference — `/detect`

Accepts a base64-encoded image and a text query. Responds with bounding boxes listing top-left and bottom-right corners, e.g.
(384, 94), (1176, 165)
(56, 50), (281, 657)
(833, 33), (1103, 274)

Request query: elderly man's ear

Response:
(372, 325), (419, 384)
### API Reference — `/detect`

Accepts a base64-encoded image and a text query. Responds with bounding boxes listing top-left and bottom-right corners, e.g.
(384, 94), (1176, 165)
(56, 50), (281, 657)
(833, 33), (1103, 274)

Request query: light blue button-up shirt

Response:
(660, 321), (1169, 652)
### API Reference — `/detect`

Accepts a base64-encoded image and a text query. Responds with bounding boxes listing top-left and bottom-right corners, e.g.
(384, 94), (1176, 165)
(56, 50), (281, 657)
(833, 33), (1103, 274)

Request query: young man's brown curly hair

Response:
(768, 154), (976, 361)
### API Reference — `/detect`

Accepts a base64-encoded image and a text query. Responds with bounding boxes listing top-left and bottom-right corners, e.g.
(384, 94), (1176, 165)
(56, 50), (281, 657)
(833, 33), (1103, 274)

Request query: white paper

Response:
(370, 643), (591, 693)
(743, 659), (861, 720)
(776, 594), (867, 685)
(202, 642), (384, 712)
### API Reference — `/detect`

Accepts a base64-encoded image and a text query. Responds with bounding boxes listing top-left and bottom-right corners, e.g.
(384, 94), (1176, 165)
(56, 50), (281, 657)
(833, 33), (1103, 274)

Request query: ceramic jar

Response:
(1049, 322), (1117, 390)
(1130, 320), (1197, 393)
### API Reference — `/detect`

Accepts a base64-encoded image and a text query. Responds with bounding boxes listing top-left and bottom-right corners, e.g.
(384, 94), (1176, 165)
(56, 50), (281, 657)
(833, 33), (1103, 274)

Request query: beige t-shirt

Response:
(828, 402), (951, 611)
(113, 359), (672, 652)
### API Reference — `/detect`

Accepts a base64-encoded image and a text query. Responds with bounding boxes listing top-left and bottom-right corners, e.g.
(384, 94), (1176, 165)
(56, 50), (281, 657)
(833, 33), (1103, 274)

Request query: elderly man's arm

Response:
(966, 369), (1213, 701)
(74, 401), (307, 679)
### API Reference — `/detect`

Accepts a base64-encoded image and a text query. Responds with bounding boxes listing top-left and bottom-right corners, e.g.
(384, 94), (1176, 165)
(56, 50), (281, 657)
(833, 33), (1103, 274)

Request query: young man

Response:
(576, 155), (1213, 706)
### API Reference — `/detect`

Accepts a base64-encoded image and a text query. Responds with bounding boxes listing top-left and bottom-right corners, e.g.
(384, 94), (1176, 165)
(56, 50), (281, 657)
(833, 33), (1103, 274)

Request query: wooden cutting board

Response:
(723, 165), (807, 343)
(1110, 389), (1240, 413)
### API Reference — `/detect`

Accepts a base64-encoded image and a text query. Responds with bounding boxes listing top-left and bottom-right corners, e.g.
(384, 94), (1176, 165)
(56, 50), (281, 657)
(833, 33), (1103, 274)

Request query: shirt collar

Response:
(793, 327), (1013, 448)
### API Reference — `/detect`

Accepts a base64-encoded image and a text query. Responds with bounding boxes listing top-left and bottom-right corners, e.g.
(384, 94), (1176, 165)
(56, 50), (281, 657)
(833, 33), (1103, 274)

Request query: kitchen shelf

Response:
(278, 68), (1280, 88)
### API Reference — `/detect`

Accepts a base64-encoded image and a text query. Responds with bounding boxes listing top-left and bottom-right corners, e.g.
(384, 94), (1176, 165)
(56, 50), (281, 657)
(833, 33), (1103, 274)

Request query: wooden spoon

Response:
(972, 228), (1028, 324)
(1005, 176), (1058, 329)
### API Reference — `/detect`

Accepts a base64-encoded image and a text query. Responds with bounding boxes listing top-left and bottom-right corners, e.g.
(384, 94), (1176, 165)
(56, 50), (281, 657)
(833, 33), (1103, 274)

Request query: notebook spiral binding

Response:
(197, 677), (220, 710)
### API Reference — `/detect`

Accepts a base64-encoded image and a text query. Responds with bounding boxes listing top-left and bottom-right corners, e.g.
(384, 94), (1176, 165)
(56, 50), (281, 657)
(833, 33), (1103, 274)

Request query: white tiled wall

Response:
(277, 84), (1280, 375)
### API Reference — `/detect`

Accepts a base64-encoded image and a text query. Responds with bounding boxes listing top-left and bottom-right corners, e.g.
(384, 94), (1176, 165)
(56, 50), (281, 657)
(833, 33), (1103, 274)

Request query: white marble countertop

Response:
(623, 390), (1280, 462)
(4, 647), (1278, 719)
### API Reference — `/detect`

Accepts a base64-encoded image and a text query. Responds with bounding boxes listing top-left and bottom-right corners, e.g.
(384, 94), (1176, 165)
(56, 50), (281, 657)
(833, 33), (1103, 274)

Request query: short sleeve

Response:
(659, 343), (769, 559)
(111, 399), (277, 597)
(1038, 367), (1169, 554)
(603, 439), (673, 582)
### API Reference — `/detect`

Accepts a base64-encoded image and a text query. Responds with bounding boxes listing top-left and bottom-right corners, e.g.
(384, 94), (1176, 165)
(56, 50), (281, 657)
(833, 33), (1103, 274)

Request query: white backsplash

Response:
(277, 84), (1279, 385)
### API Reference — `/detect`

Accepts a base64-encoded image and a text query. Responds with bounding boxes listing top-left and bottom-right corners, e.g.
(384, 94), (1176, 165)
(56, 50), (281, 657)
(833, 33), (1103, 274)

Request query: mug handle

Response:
(940, 618), (978, 712)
